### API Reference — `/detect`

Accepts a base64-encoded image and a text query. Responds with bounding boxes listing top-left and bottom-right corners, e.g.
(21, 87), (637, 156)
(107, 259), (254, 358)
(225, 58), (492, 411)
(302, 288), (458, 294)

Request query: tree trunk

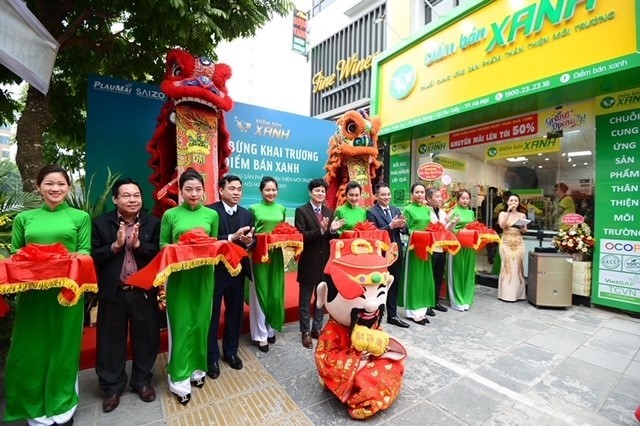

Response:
(15, 86), (53, 192)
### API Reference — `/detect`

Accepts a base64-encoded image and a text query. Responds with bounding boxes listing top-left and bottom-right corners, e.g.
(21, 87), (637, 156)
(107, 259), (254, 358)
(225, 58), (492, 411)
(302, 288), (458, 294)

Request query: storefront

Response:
(371, 0), (640, 312)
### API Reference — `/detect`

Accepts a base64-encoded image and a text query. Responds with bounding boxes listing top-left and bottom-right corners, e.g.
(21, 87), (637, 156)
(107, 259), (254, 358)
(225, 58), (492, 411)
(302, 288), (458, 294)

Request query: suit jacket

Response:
(91, 210), (161, 301)
(294, 202), (338, 286)
(207, 201), (255, 282)
(366, 203), (407, 262)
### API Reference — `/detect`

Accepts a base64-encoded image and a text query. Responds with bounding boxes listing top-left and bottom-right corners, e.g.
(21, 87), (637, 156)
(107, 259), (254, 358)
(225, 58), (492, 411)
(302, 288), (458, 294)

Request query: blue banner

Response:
(86, 74), (333, 211)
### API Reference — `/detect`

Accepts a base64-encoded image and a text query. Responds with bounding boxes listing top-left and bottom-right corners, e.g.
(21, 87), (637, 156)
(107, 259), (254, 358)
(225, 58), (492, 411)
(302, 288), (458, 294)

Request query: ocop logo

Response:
(418, 144), (427, 154)
(601, 254), (620, 270)
(600, 96), (615, 109)
(486, 147), (498, 158)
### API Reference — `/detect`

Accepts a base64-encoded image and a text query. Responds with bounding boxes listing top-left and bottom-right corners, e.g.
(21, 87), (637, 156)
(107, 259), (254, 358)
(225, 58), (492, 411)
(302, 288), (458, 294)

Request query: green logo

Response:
(418, 144), (427, 154)
(486, 147), (498, 158)
(600, 97), (615, 109)
(389, 64), (416, 100)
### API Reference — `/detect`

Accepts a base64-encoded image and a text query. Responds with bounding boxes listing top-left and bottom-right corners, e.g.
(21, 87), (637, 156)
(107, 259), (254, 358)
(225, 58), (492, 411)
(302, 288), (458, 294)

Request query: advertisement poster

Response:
(592, 89), (640, 312)
(389, 140), (411, 206)
(86, 74), (334, 211)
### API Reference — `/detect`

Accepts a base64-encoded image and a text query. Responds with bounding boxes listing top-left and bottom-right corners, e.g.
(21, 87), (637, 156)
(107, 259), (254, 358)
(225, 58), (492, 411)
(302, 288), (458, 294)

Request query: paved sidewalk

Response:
(2, 285), (640, 425)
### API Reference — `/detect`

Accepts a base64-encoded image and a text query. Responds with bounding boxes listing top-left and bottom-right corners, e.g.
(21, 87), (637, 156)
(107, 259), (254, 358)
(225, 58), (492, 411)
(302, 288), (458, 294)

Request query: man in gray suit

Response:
(366, 183), (409, 328)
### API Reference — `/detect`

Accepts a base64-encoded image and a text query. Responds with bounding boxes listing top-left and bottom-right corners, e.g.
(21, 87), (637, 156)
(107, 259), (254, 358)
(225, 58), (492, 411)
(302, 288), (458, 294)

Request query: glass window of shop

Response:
(413, 101), (595, 234)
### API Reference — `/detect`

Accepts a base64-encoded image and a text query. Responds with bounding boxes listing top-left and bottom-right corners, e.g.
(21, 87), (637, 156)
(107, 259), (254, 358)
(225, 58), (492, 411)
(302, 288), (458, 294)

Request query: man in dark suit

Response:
(91, 178), (161, 413)
(366, 183), (410, 328)
(206, 175), (255, 379)
(294, 178), (343, 348)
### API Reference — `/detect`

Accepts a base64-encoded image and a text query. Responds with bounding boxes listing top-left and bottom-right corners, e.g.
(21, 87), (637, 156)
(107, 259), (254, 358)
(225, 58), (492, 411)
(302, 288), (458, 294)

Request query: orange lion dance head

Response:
(324, 109), (382, 209)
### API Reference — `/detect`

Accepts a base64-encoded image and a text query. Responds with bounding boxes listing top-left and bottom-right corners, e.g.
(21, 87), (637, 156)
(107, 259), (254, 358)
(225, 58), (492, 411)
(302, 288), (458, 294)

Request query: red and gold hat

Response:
(323, 238), (399, 300)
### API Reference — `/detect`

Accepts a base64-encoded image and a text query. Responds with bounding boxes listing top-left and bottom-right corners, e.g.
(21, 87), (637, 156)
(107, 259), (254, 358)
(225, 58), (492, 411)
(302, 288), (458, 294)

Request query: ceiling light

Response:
(538, 165), (543, 168)
(583, 162), (588, 165)
(544, 157), (549, 161)
(506, 156), (527, 162)
(568, 150), (592, 157)
(567, 157), (572, 162)
(572, 163), (576, 167)
(537, 153), (542, 156)
(561, 153), (566, 157)
(564, 129), (581, 135)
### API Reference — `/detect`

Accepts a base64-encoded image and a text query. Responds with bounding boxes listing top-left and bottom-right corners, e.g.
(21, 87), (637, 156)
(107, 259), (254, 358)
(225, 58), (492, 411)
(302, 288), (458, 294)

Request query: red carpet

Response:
(80, 272), (300, 370)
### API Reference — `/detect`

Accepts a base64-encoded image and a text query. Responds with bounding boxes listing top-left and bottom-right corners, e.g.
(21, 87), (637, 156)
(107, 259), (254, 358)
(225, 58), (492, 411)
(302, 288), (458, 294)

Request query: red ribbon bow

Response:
(178, 228), (217, 244)
(12, 242), (70, 261)
(272, 222), (300, 235)
(353, 221), (378, 231)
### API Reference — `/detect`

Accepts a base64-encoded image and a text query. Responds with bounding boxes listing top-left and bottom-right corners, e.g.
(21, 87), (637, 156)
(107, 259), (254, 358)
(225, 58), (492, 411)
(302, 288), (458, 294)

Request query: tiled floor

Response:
(2, 285), (639, 425)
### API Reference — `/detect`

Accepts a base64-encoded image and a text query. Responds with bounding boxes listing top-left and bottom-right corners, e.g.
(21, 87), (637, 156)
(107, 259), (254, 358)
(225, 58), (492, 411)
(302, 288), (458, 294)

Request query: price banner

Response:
(592, 101), (640, 312)
(449, 113), (538, 149)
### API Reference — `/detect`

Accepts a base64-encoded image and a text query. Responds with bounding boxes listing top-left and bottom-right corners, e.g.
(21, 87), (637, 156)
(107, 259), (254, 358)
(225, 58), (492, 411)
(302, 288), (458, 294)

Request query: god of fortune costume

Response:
(4, 202), (92, 423)
(315, 238), (406, 420)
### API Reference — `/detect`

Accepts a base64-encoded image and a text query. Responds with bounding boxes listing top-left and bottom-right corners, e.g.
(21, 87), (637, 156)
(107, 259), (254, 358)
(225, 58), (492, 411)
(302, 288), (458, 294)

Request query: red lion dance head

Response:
(324, 109), (382, 209)
(147, 49), (233, 216)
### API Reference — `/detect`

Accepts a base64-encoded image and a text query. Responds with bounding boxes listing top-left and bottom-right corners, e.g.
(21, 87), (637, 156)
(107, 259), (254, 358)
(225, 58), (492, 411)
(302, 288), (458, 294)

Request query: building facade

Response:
(371, 0), (640, 313)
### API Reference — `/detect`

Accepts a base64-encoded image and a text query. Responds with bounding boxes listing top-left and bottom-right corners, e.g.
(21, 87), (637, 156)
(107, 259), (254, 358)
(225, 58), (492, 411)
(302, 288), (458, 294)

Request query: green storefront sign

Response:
(592, 105), (640, 312)
(389, 141), (411, 206)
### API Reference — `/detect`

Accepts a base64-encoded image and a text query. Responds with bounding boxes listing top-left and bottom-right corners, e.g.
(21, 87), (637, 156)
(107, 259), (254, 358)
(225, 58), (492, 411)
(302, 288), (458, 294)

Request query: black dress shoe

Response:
(387, 316), (410, 328)
(174, 392), (191, 406)
(426, 308), (436, 317)
(435, 303), (448, 312)
(190, 377), (205, 388)
(267, 335), (276, 344)
(311, 329), (321, 339)
(223, 354), (243, 370)
(258, 342), (269, 353)
(411, 317), (430, 325)
(207, 362), (220, 379)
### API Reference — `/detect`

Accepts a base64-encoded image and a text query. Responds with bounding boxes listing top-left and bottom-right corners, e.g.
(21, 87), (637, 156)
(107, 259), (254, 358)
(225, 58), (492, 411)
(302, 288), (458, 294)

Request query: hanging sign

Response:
(417, 162), (444, 180)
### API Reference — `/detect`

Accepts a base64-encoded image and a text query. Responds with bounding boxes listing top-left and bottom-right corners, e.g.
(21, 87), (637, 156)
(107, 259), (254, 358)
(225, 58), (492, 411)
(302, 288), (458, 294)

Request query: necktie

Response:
(228, 209), (238, 230)
(314, 207), (323, 222)
(383, 208), (391, 220)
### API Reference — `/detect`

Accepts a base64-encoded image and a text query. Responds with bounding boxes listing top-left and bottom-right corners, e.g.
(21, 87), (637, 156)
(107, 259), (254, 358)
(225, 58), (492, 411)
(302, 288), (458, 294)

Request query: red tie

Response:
(315, 207), (323, 223)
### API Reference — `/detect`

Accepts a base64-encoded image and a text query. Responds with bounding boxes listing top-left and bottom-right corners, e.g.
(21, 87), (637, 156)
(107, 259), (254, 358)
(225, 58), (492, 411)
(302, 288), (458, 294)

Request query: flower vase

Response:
(573, 252), (585, 262)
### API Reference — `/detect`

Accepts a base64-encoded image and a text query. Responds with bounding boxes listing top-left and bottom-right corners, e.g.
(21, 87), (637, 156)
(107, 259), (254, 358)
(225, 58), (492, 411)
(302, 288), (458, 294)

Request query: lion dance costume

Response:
(147, 49), (233, 216)
(315, 238), (407, 419)
(324, 110), (382, 209)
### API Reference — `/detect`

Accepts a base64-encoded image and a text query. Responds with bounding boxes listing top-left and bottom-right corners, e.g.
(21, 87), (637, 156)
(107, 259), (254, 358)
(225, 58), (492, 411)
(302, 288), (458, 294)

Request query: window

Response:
(0, 136), (10, 145)
(312, 0), (337, 17)
(1, 150), (10, 158)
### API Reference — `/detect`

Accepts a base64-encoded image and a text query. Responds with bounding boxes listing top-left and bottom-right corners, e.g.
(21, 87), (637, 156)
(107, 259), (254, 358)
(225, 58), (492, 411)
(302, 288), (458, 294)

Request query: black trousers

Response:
(208, 272), (245, 365)
(386, 255), (403, 318)
(432, 252), (447, 304)
(298, 276), (327, 333)
(95, 288), (160, 396)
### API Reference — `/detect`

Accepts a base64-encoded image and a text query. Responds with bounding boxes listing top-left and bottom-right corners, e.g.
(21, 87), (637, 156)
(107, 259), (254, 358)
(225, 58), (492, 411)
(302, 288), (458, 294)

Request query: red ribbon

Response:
(457, 221), (500, 250)
(0, 243), (97, 311)
(253, 223), (303, 264)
